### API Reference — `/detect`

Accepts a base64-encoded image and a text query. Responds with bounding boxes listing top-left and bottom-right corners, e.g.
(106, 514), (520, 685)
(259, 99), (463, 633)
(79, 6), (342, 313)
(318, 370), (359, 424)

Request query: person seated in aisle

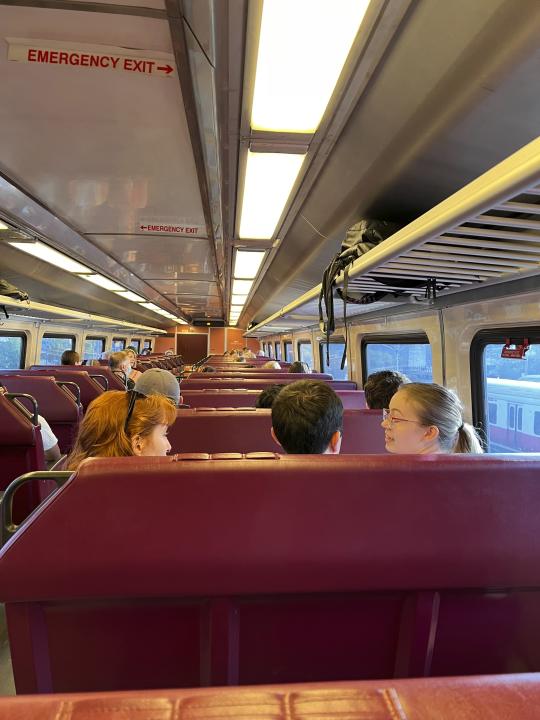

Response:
(381, 382), (483, 454)
(125, 346), (143, 382)
(0, 386), (61, 468)
(288, 361), (310, 374)
(256, 384), (284, 409)
(61, 349), (80, 365)
(134, 367), (182, 406)
(263, 360), (281, 370)
(271, 380), (343, 454)
(109, 351), (135, 390)
(66, 390), (177, 470)
(364, 370), (410, 410)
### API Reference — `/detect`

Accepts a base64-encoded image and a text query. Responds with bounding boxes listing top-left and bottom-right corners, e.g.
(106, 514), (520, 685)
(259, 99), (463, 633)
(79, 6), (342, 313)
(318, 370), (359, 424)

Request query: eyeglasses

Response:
(124, 390), (145, 433)
(382, 408), (424, 426)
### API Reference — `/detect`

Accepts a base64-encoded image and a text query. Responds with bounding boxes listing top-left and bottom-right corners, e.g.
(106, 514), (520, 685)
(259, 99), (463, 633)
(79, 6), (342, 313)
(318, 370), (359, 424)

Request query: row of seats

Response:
(1, 673), (538, 718)
(181, 378), (358, 390)
(169, 408), (384, 454)
(2, 453), (540, 692)
(181, 389), (366, 408)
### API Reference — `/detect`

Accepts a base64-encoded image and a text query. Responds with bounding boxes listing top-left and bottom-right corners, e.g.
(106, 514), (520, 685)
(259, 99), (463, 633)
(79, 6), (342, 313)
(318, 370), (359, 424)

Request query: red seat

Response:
(0, 674), (539, 719)
(2, 453), (540, 693)
(181, 389), (366, 409)
(29, 365), (125, 391)
(182, 378), (357, 390)
(21, 370), (106, 410)
(170, 408), (384, 454)
(0, 375), (82, 454)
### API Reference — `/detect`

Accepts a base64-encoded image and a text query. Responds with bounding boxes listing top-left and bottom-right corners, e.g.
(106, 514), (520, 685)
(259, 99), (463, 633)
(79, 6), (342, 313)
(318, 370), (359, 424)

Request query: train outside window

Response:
(364, 340), (433, 383)
(298, 341), (313, 369)
(319, 341), (347, 381)
(482, 342), (540, 452)
(0, 333), (26, 369)
(111, 337), (126, 352)
(267, 343), (274, 358)
(284, 341), (293, 363)
(39, 335), (75, 365)
(83, 337), (105, 362)
(130, 339), (141, 353)
(275, 342), (282, 361)
(143, 340), (152, 351)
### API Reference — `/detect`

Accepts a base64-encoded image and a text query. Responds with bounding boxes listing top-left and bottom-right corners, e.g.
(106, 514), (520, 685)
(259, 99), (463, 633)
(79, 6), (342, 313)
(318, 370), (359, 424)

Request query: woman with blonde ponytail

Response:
(381, 382), (483, 455)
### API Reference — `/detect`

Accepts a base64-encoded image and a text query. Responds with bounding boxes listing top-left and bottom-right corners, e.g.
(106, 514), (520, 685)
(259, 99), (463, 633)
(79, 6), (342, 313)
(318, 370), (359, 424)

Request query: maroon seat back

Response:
(182, 378), (357, 390)
(196, 372), (332, 380)
(0, 375), (82, 454)
(24, 370), (106, 410)
(3, 453), (540, 694)
(181, 389), (366, 409)
(170, 408), (384, 454)
(29, 365), (125, 391)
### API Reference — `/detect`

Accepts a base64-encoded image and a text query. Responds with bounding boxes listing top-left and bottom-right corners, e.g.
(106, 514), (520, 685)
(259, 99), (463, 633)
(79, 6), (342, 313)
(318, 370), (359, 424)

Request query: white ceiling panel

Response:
(86, 234), (214, 279)
(0, 6), (205, 235)
(148, 279), (220, 296)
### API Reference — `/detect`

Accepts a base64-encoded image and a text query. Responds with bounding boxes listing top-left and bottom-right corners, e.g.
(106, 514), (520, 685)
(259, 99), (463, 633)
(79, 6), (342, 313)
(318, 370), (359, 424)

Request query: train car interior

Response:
(0, 0), (540, 714)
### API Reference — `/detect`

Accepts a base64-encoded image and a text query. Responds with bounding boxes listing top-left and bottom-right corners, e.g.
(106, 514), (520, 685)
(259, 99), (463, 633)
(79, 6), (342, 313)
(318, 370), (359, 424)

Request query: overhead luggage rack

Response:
(248, 136), (540, 334)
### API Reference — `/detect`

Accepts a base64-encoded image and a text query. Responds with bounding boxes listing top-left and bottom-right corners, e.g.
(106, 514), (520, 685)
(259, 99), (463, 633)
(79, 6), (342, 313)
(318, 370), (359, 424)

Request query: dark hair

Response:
(201, 366), (216, 373)
(364, 370), (410, 409)
(271, 380), (343, 453)
(61, 349), (80, 365)
(256, 384), (285, 409)
(288, 361), (309, 374)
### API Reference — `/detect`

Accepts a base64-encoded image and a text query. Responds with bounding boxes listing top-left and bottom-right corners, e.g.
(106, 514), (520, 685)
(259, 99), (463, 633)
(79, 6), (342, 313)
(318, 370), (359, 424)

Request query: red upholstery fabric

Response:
(0, 375), (82, 453)
(170, 408), (385, 454)
(194, 372), (332, 379)
(29, 366), (125, 391)
(2, 454), (540, 693)
(0, 674), (539, 719)
(182, 378), (357, 390)
(182, 389), (366, 409)
(18, 370), (106, 410)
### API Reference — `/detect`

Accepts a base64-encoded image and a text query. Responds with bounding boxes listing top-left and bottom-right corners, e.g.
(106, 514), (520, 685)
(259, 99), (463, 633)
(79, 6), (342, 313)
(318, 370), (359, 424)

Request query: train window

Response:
(319, 341), (348, 381)
(130, 339), (141, 353)
(0, 332), (26, 369)
(40, 334), (75, 365)
(83, 336), (105, 362)
(298, 341), (313, 368)
(143, 340), (152, 351)
(284, 341), (293, 362)
(111, 337), (126, 351)
(268, 343), (274, 358)
(275, 342), (282, 361)
(471, 329), (540, 452)
(262, 342), (267, 355)
(362, 335), (432, 382)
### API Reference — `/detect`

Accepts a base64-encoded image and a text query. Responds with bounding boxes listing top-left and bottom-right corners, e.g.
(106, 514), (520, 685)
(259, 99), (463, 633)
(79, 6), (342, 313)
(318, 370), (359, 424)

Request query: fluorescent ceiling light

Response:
(231, 294), (248, 305)
(0, 221), (9, 230)
(9, 241), (92, 274)
(232, 279), (254, 295)
(139, 302), (161, 312)
(230, 305), (244, 312)
(115, 290), (146, 303)
(239, 151), (305, 239)
(251, 0), (369, 133)
(234, 250), (266, 279)
(81, 274), (125, 292)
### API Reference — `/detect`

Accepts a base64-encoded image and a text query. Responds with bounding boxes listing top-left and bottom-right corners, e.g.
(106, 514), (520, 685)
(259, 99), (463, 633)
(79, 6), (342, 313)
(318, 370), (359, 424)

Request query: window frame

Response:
(470, 326), (540, 445)
(40, 333), (75, 365)
(111, 337), (127, 351)
(319, 336), (348, 380)
(297, 340), (313, 366)
(361, 333), (431, 383)
(130, 339), (141, 353)
(0, 331), (27, 369)
(143, 339), (152, 351)
(274, 341), (282, 361)
(83, 335), (105, 360)
(284, 340), (293, 363)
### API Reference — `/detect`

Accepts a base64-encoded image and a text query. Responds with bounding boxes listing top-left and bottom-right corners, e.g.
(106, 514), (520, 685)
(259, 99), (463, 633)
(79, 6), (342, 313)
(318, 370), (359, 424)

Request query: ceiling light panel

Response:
(139, 302), (161, 312)
(81, 274), (125, 292)
(231, 294), (249, 305)
(0, 221), (9, 230)
(234, 250), (266, 279)
(115, 290), (146, 303)
(239, 151), (305, 239)
(9, 241), (91, 274)
(233, 279), (254, 295)
(251, 0), (369, 133)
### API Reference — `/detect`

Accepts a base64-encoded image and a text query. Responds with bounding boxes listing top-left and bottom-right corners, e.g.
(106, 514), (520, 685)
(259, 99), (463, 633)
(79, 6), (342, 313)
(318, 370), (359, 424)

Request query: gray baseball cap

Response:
(134, 368), (180, 406)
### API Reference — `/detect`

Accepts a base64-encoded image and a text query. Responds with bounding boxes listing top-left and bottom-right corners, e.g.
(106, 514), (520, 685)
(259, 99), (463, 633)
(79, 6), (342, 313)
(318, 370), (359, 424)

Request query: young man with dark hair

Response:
(271, 380), (343, 454)
(256, 384), (284, 409)
(363, 370), (410, 410)
(61, 349), (80, 365)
